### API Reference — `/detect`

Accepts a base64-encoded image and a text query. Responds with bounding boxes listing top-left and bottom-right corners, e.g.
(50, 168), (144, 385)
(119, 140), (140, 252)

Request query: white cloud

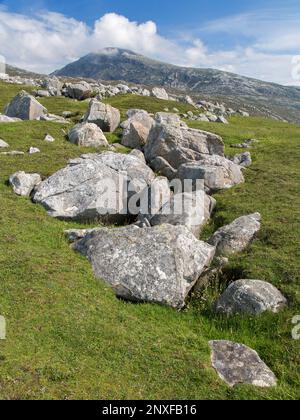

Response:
(0, 6), (297, 85)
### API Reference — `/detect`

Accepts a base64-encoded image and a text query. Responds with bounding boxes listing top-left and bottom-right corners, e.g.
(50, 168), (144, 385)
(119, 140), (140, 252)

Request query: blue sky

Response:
(0, 0), (299, 84)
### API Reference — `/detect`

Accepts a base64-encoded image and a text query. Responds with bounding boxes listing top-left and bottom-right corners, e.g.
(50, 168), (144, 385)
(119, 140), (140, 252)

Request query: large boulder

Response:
(4, 91), (47, 120)
(33, 152), (155, 222)
(73, 224), (215, 309)
(68, 122), (108, 147)
(151, 87), (169, 100)
(9, 171), (41, 197)
(121, 110), (154, 149)
(148, 191), (216, 237)
(145, 116), (225, 172)
(177, 155), (244, 193)
(209, 341), (277, 388)
(208, 213), (261, 256)
(84, 99), (120, 132)
(213, 280), (287, 315)
(41, 76), (63, 95)
(65, 81), (92, 100)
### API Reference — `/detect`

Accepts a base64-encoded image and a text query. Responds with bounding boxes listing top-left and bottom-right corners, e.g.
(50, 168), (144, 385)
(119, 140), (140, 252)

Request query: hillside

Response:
(54, 48), (300, 122)
(0, 81), (299, 399)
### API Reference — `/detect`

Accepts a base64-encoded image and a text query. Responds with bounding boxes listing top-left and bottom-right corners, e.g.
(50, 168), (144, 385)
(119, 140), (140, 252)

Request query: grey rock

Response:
(68, 122), (108, 147)
(66, 81), (92, 100)
(177, 155), (244, 193)
(44, 134), (55, 142)
(28, 147), (40, 154)
(213, 279), (287, 315)
(34, 90), (51, 98)
(149, 156), (177, 179)
(145, 120), (225, 172)
(41, 76), (63, 95)
(9, 171), (41, 196)
(0, 139), (9, 148)
(4, 90), (47, 120)
(0, 114), (22, 123)
(129, 149), (146, 163)
(209, 340), (277, 388)
(33, 152), (155, 222)
(152, 87), (169, 100)
(216, 116), (229, 124)
(149, 190), (216, 237)
(208, 213), (261, 256)
(121, 110), (154, 148)
(231, 152), (252, 167)
(0, 150), (24, 156)
(73, 224), (215, 309)
(84, 99), (120, 132)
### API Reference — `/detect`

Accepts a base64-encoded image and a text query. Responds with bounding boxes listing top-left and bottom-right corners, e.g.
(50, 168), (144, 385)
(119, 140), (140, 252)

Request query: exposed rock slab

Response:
(73, 224), (215, 309)
(213, 279), (287, 315)
(209, 340), (277, 388)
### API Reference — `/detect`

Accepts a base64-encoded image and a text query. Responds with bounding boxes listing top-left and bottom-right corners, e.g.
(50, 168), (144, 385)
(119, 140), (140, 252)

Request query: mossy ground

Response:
(0, 82), (299, 400)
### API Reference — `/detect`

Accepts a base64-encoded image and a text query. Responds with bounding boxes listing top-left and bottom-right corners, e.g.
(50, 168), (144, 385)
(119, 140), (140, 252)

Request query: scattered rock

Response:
(33, 152), (155, 222)
(208, 213), (261, 256)
(213, 279), (287, 315)
(0, 139), (9, 148)
(209, 340), (277, 388)
(73, 224), (215, 309)
(28, 147), (40, 154)
(148, 191), (216, 237)
(66, 81), (92, 100)
(0, 150), (24, 156)
(44, 134), (55, 143)
(4, 90), (47, 120)
(121, 110), (154, 148)
(9, 171), (41, 196)
(145, 115), (225, 172)
(68, 122), (108, 147)
(177, 155), (245, 193)
(230, 152), (252, 167)
(216, 116), (229, 124)
(152, 87), (169, 100)
(84, 99), (120, 132)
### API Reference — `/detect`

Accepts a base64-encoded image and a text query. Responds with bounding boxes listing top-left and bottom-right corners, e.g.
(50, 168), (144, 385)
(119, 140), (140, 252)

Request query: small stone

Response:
(44, 134), (55, 142)
(0, 139), (9, 148)
(28, 147), (40, 154)
(9, 171), (41, 196)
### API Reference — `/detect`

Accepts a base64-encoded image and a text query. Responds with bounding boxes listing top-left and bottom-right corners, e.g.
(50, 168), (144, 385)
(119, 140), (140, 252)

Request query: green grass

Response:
(0, 83), (299, 400)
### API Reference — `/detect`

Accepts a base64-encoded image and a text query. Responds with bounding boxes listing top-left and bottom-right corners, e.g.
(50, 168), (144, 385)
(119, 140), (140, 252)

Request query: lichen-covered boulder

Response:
(9, 171), (41, 196)
(73, 224), (215, 309)
(4, 91), (47, 120)
(213, 280), (287, 315)
(208, 213), (261, 256)
(84, 99), (120, 132)
(68, 123), (108, 147)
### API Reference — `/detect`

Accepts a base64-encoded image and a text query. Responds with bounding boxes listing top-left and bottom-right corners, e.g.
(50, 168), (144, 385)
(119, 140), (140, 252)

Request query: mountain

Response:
(54, 48), (300, 122)
(6, 64), (43, 78)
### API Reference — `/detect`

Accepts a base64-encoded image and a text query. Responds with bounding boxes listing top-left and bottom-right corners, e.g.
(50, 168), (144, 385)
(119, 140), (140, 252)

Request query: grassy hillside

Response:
(0, 82), (299, 400)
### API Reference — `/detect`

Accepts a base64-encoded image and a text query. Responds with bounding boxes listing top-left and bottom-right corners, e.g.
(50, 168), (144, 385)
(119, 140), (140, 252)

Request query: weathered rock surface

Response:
(4, 91), (47, 120)
(9, 171), (41, 196)
(121, 110), (154, 148)
(68, 123), (108, 147)
(213, 280), (287, 315)
(230, 152), (252, 168)
(148, 191), (216, 237)
(73, 224), (215, 308)
(177, 155), (245, 193)
(145, 117), (225, 172)
(28, 147), (40, 154)
(0, 114), (22, 123)
(152, 87), (169, 100)
(209, 340), (277, 388)
(41, 76), (63, 95)
(208, 213), (261, 256)
(44, 134), (55, 143)
(33, 152), (155, 222)
(0, 139), (9, 148)
(84, 99), (120, 132)
(66, 81), (92, 100)
(129, 149), (146, 163)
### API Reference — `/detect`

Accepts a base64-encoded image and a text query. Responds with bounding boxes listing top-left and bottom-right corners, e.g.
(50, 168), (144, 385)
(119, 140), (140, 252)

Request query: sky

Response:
(0, 0), (300, 85)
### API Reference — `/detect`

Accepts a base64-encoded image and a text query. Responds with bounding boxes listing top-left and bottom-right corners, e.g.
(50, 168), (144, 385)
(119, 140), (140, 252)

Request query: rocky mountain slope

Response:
(54, 48), (300, 122)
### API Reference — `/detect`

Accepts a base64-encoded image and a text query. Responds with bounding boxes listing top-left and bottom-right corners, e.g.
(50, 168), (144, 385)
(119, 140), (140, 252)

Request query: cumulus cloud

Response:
(0, 6), (297, 85)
